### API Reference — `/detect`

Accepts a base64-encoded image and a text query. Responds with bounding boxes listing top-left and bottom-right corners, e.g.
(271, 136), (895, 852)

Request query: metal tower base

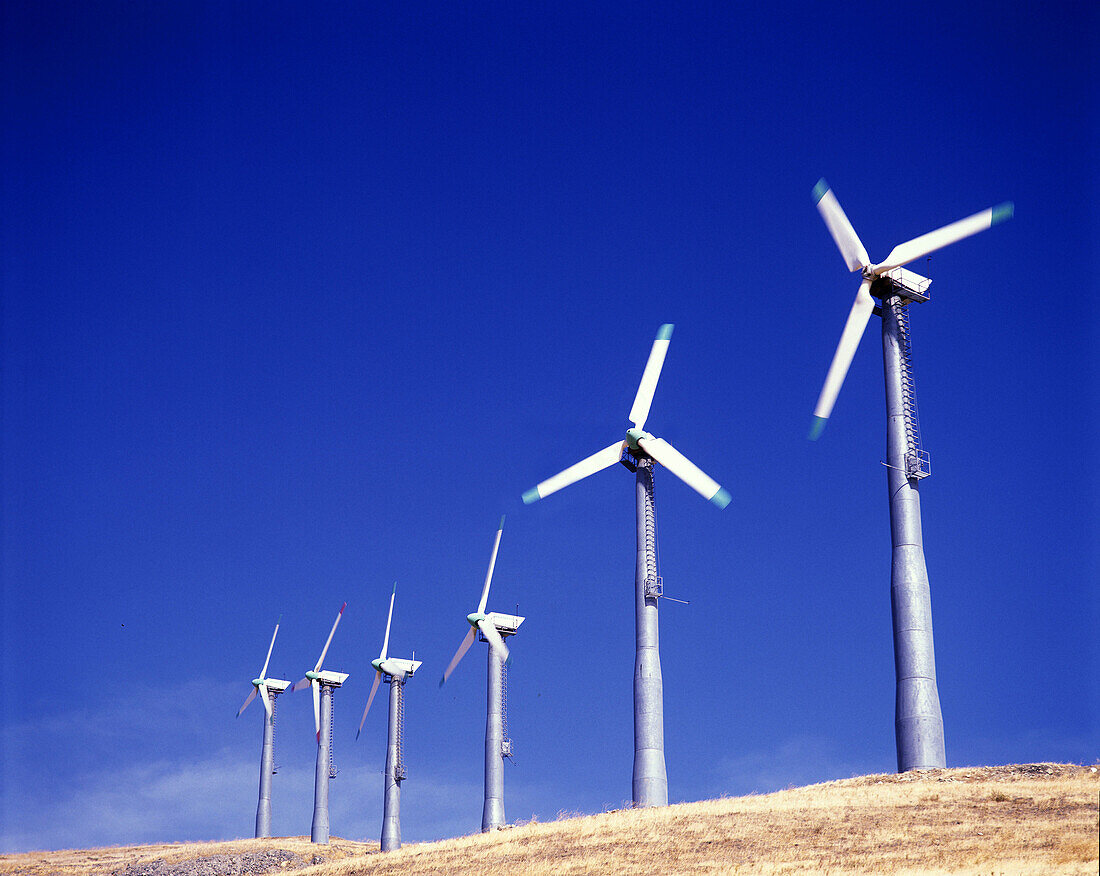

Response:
(633, 459), (668, 807)
(881, 293), (946, 772)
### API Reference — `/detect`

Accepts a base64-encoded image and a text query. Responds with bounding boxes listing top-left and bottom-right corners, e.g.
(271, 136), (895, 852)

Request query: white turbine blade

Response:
(638, 436), (731, 508)
(289, 676), (311, 693)
(439, 627), (477, 686)
(628, 324), (674, 429)
(357, 670), (382, 740)
(314, 601), (347, 672)
(477, 617), (510, 664)
(809, 278), (875, 440)
(379, 585), (396, 661)
(236, 687), (258, 718)
(476, 517), (505, 614)
(813, 179), (870, 272)
(874, 202), (1014, 275)
(522, 440), (625, 504)
(259, 622), (279, 680)
(258, 684), (272, 718)
(312, 680), (321, 742)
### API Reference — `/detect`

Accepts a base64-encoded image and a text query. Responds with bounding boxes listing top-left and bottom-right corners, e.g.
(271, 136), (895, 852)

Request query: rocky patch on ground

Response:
(112, 850), (308, 876)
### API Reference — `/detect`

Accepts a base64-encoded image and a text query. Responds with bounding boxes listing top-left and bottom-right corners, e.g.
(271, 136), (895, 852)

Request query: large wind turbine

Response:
(290, 602), (349, 843)
(236, 620), (291, 838)
(439, 516), (524, 832)
(809, 179), (1013, 772)
(356, 584), (421, 852)
(523, 324), (729, 807)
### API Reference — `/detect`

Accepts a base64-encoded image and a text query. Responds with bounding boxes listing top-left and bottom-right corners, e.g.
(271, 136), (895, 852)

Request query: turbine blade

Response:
(236, 687), (258, 718)
(874, 202), (1013, 275)
(810, 278), (875, 439)
(476, 517), (505, 614)
(312, 680), (321, 742)
(477, 617), (510, 664)
(522, 441), (625, 504)
(813, 179), (870, 272)
(290, 676), (311, 693)
(314, 601), (347, 672)
(380, 584), (396, 661)
(628, 324), (674, 429)
(258, 684), (272, 718)
(259, 623), (279, 680)
(439, 627), (477, 686)
(357, 670), (382, 740)
(638, 436), (731, 508)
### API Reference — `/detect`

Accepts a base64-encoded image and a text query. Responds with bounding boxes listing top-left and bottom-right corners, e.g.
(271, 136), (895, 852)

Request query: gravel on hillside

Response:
(111, 849), (309, 876)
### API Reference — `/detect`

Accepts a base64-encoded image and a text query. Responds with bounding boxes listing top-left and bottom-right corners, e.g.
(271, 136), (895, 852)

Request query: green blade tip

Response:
(438, 677), (446, 688)
(710, 487), (732, 509)
(812, 179), (829, 204)
(656, 323), (674, 341)
(498, 514), (506, 529)
(521, 488), (540, 505)
(808, 415), (828, 441)
(991, 202), (1014, 225)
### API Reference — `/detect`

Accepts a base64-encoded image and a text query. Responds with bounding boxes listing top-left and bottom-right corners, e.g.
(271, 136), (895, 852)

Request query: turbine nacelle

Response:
(311, 670), (349, 686)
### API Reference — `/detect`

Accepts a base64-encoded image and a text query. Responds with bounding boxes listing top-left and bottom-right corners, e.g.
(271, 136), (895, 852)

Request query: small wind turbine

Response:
(439, 516), (524, 832)
(236, 620), (291, 838)
(809, 179), (1013, 772)
(356, 584), (421, 852)
(290, 602), (349, 844)
(523, 324), (729, 807)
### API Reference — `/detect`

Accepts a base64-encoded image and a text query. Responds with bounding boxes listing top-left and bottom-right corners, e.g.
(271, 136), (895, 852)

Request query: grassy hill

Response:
(3, 764), (1096, 875)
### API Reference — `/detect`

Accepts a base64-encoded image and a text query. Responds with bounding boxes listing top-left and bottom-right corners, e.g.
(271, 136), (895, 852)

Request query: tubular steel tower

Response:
(878, 286), (944, 770)
(632, 457), (666, 805)
(311, 680), (341, 843)
(809, 179), (1012, 770)
(254, 688), (285, 837)
(480, 612), (523, 831)
(380, 667), (416, 850)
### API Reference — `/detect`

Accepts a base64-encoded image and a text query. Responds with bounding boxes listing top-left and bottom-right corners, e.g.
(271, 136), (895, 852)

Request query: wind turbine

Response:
(290, 602), (349, 844)
(523, 324), (729, 807)
(356, 584), (421, 852)
(809, 179), (1013, 772)
(439, 516), (524, 832)
(236, 620), (291, 838)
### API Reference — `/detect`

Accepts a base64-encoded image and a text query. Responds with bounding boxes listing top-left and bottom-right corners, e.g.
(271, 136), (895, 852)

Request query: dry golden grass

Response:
(2, 764), (1096, 875)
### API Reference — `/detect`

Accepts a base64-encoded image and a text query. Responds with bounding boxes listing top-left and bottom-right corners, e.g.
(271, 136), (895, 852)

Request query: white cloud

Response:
(707, 735), (890, 798)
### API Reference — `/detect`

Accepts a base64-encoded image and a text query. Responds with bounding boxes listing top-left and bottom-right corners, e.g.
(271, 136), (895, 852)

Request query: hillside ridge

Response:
(2, 763), (1096, 875)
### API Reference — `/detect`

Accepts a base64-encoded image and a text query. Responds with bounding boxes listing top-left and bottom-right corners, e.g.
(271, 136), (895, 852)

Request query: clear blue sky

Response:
(2, 0), (1096, 853)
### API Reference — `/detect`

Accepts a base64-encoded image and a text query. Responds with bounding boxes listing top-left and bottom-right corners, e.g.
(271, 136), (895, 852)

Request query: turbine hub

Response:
(305, 670), (320, 680)
(626, 427), (650, 450)
(252, 678), (263, 687)
(467, 611), (486, 627)
(371, 658), (384, 672)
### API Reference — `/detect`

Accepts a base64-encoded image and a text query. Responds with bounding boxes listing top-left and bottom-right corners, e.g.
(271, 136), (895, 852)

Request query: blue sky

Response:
(2, 0), (1096, 853)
